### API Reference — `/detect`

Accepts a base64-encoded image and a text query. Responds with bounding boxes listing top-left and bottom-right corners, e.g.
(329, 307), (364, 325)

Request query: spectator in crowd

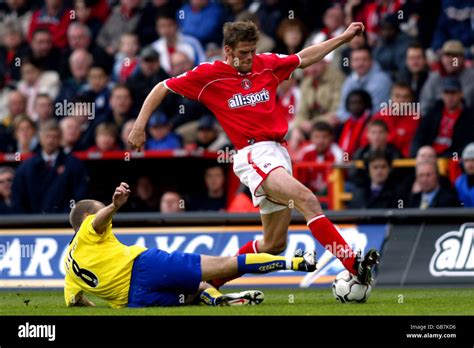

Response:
(28, 0), (72, 49)
(224, 0), (249, 23)
(234, 11), (275, 53)
(398, 42), (429, 102)
(0, 18), (29, 83)
(370, 82), (419, 157)
(373, 16), (413, 79)
(151, 11), (206, 75)
(177, 0), (224, 47)
(254, 0), (283, 38)
(60, 116), (82, 154)
(1, 90), (27, 128)
(349, 150), (398, 209)
(344, 0), (403, 46)
(0, 0), (32, 37)
(88, 122), (121, 152)
(56, 49), (93, 103)
(431, 0), (474, 58)
(274, 18), (307, 55)
(103, 85), (134, 130)
(356, 120), (402, 161)
(420, 40), (474, 115)
(0, 74), (9, 125)
(411, 77), (474, 158)
(32, 94), (54, 126)
(184, 115), (230, 152)
(81, 65), (111, 118)
(338, 89), (373, 158)
(134, 0), (181, 47)
(407, 160), (460, 208)
(120, 119), (136, 150)
(293, 58), (345, 132)
(112, 33), (140, 82)
(190, 166), (227, 211)
(455, 143), (474, 207)
(227, 184), (260, 213)
(145, 111), (181, 151)
(160, 191), (184, 213)
(66, 22), (113, 73)
(305, 4), (345, 63)
(25, 28), (62, 73)
(125, 175), (160, 212)
(12, 120), (88, 213)
(17, 58), (60, 119)
(299, 121), (343, 195)
(126, 46), (169, 107)
(0, 166), (15, 214)
(96, 0), (144, 56)
(161, 51), (209, 131)
(337, 46), (392, 122)
(13, 115), (38, 154)
(73, 0), (103, 40)
(350, 119), (401, 187)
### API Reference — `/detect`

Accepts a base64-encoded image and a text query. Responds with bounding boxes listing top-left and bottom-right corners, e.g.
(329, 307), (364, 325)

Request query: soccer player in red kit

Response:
(128, 21), (379, 286)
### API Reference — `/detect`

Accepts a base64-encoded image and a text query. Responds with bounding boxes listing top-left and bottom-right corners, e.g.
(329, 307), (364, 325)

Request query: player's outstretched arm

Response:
(128, 82), (170, 151)
(92, 182), (131, 234)
(297, 22), (365, 69)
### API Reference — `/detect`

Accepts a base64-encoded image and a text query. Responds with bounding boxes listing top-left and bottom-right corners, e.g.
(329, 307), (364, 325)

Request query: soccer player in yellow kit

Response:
(64, 182), (317, 308)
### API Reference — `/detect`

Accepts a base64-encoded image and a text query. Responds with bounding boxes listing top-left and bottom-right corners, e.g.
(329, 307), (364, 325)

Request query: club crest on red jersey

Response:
(241, 78), (252, 90)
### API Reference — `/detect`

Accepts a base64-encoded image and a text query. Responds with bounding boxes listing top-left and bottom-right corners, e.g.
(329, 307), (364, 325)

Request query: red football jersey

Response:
(164, 53), (301, 149)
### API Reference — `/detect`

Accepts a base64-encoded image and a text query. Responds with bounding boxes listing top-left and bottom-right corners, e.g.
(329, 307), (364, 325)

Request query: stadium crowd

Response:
(0, 0), (473, 214)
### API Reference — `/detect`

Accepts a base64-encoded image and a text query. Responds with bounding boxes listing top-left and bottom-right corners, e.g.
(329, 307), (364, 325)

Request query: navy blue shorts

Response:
(127, 248), (202, 307)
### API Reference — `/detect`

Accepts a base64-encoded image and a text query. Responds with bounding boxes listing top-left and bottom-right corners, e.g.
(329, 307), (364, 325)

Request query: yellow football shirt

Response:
(64, 214), (146, 308)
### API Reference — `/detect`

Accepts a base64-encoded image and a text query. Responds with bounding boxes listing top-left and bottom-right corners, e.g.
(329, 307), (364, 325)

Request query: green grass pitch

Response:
(1, 288), (474, 316)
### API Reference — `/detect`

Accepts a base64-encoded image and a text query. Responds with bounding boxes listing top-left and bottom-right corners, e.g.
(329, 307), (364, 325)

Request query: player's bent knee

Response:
(298, 189), (322, 214)
(264, 240), (287, 255)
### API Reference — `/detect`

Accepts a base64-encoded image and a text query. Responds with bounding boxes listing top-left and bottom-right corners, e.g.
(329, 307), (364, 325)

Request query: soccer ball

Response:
(332, 270), (372, 303)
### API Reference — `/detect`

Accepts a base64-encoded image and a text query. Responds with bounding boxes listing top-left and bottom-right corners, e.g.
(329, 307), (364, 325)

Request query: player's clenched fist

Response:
(112, 182), (131, 208)
(342, 22), (365, 43)
(128, 127), (146, 152)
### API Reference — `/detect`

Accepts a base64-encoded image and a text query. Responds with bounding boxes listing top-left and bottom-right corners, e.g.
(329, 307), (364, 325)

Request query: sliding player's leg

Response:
(208, 207), (291, 288)
(198, 281), (264, 306)
(262, 167), (379, 284)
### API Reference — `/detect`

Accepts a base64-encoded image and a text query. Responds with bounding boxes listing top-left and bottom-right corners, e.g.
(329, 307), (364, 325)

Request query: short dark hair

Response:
(32, 27), (52, 38)
(312, 121), (334, 135)
(350, 45), (372, 58)
(407, 42), (425, 56)
(223, 21), (259, 48)
(69, 199), (104, 232)
(156, 11), (177, 24)
(368, 119), (388, 132)
(365, 150), (392, 168)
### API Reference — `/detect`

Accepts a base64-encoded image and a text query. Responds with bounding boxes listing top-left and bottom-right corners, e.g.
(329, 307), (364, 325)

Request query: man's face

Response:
(347, 94), (366, 116)
(391, 86), (412, 104)
(141, 59), (160, 76)
(8, 92), (26, 116)
(205, 167), (224, 192)
(311, 130), (332, 153)
(15, 120), (35, 143)
(416, 163), (439, 192)
(369, 159), (390, 185)
(441, 53), (464, 74)
(70, 53), (91, 79)
(21, 63), (40, 85)
(35, 97), (53, 121)
(350, 50), (372, 76)
(464, 158), (474, 175)
(171, 53), (192, 76)
(87, 68), (108, 92)
(367, 125), (387, 149)
(110, 88), (132, 114)
(157, 18), (177, 41)
(225, 41), (257, 73)
(442, 90), (462, 111)
(416, 146), (436, 163)
(96, 133), (116, 151)
(40, 129), (61, 154)
(68, 27), (90, 50)
(60, 118), (81, 144)
(0, 171), (14, 198)
(406, 48), (426, 74)
(160, 192), (183, 213)
(197, 128), (217, 145)
(31, 32), (53, 57)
